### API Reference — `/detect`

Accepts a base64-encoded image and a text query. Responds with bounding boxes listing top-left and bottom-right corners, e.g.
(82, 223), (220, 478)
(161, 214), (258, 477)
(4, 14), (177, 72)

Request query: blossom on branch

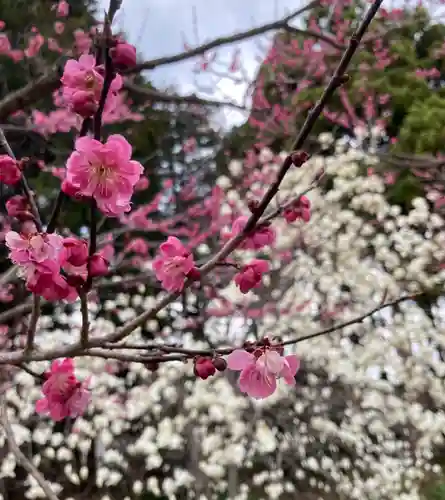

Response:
(65, 135), (143, 216)
(234, 259), (270, 293)
(227, 347), (300, 399)
(225, 215), (276, 250)
(61, 54), (123, 116)
(153, 236), (197, 292)
(36, 358), (91, 421)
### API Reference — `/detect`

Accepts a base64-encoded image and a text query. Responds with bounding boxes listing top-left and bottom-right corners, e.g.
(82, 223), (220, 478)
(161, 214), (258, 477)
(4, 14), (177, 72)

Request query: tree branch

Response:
(124, 82), (247, 110)
(0, 397), (60, 500)
(0, 1), (319, 120)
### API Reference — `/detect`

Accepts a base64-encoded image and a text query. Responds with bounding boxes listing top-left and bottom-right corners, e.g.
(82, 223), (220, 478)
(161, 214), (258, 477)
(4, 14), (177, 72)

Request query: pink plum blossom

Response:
(226, 215), (276, 250)
(65, 135), (143, 216)
(5, 231), (64, 266)
(227, 348), (300, 399)
(153, 236), (196, 292)
(234, 259), (270, 293)
(61, 55), (123, 114)
(36, 358), (91, 421)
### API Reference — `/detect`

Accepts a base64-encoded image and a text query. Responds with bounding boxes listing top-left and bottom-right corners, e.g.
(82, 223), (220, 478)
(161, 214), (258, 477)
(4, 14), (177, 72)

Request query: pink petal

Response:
(5, 231), (27, 250)
(284, 355), (300, 376)
(159, 237), (183, 257)
(75, 136), (102, 157)
(35, 398), (48, 414)
(106, 134), (132, 160)
(78, 54), (95, 69)
(226, 349), (255, 371)
(262, 350), (284, 375)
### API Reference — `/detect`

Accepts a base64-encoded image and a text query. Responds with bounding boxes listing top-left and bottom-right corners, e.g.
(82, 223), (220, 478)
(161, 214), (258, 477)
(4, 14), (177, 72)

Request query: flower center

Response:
(84, 72), (98, 90)
(165, 257), (186, 277)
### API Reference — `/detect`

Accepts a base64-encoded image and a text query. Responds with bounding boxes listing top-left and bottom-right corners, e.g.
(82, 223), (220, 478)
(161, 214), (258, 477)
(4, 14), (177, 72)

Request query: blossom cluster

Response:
(5, 229), (108, 301)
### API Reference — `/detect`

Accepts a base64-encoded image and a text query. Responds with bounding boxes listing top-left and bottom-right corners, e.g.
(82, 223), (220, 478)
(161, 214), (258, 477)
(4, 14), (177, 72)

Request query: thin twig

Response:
(0, 397), (60, 500)
(24, 295), (40, 353)
(80, 293), (89, 347)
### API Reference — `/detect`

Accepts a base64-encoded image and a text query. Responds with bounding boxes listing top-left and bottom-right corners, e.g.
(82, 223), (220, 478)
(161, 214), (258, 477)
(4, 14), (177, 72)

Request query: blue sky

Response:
(98, 0), (305, 126)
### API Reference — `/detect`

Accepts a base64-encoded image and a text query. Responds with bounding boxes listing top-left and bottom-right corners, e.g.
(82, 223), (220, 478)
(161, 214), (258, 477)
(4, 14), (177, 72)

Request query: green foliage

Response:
(396, 95), (445, 154)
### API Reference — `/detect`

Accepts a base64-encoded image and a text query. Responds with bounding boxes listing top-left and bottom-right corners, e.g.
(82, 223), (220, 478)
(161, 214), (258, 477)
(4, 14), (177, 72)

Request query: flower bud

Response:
(247, 199), (260, 213)
(0, 155), (21, 185)
(89, 254), (109, 277)
(110, 41), (137, 70)
(63, 237), (89, 267)
(71, 90), (98, 117)
(212, 357), (227, 372)
(290, 150), (310, 168)
(193, 356), (216, 379)
(6, 195), (29, 217)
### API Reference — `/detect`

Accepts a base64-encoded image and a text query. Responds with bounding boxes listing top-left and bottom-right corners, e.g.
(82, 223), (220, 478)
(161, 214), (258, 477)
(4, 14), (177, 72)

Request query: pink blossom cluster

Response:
(36, 358), (91, 421)
(5, 228), (108, 301)
(61, 54), (123, 117)
(283, 195), (312, 223)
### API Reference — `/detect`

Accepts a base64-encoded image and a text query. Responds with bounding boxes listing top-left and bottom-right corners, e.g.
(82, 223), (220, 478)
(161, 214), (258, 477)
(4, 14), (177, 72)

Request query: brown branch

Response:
(0, 69), (61, 121)
(84, 293), (419, 364)
(124, 82), (247, 110)
(24, 295), (40, 353)
(80, 293), (89, 347)
(0, 2), (318, 120)
(0, 396), (60, 500)
(125, 1), (320, 73)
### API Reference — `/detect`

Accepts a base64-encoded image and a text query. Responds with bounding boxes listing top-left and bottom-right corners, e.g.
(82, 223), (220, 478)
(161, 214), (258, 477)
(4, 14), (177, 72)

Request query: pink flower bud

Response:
(89, 254), (109, 277)
(6, 195), (29, 217)
(194, 357), (216, 380)
(110, 41), (137, 70)
(56, 0), (69, 17)
(63, 237), (89, 267)
(0, 155), (21, 185)
(71, 90), (98, 117)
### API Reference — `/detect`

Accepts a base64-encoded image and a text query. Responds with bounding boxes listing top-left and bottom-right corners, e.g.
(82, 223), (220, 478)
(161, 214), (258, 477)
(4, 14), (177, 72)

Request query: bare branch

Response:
(0, 397), (60, 500)
(0, 1), (319, 120)
(126, 1), (320, 73)
(124, 82), (247, 110)
(24, 295), (40, 353)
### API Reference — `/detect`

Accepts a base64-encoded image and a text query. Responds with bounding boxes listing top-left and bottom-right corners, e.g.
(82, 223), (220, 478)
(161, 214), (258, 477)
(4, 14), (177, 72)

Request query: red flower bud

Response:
(290, 150), (310, 168)
(71, 90), (98, 117)
(0, 155), (21, 185)
(88, 254), (109, 277)
(63, 237), (89, 267)
(247, 199), (260, 213)
(193, 356), (216, 379)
